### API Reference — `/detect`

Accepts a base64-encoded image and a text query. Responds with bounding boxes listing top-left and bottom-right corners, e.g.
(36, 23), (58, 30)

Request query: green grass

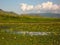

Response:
(0, 11), (60, 45)
(0, 22), (60, 32)
(0, 30), (60, 45)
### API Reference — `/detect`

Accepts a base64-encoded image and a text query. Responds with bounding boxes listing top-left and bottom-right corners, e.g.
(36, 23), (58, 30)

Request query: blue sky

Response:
(0, 0), (60, 14)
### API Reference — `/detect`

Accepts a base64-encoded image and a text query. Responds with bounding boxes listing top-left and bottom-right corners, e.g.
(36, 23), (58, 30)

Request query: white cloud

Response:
(20, 1), (60, 13)
(52, 4), (59, 10)
(20, 3), (34, 11)
(42, 1), (53, 10)
(35, 5), (41, 10)
(42, 1), (59, 11)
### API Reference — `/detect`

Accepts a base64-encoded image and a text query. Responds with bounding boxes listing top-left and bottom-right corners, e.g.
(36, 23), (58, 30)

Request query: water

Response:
(1, 29), (60, 36)
(1, 30), (52, 36)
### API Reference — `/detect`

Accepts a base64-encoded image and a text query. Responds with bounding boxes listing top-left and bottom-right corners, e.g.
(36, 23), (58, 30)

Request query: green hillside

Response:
(0, 9), (60, 23)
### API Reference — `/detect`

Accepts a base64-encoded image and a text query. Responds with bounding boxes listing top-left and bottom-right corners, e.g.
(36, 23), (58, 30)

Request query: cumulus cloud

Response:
(35, 5), (41, 10)
(42, 1), (59, 10)
(20, 3), (34, 11)
(20, 1), (60, 13)
(42, 2), (53, 10)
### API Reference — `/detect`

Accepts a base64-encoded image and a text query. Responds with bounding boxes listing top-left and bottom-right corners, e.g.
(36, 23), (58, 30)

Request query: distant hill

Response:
(0, 9), (18, 16)
(0, 9), (20, 23)
(0, 9), (60, 23)
(26, 13), (60, 18)
(0, 9), (60, 18)
(39, 13), (60, 18)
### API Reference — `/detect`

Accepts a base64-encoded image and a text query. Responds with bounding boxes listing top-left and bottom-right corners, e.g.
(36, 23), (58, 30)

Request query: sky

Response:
(0, 0), (60, 14)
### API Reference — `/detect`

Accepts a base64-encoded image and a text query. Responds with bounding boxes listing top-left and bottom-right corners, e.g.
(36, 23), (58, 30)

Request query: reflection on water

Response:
(1, 30), (52, 36)
(1, 29), (60, 36)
